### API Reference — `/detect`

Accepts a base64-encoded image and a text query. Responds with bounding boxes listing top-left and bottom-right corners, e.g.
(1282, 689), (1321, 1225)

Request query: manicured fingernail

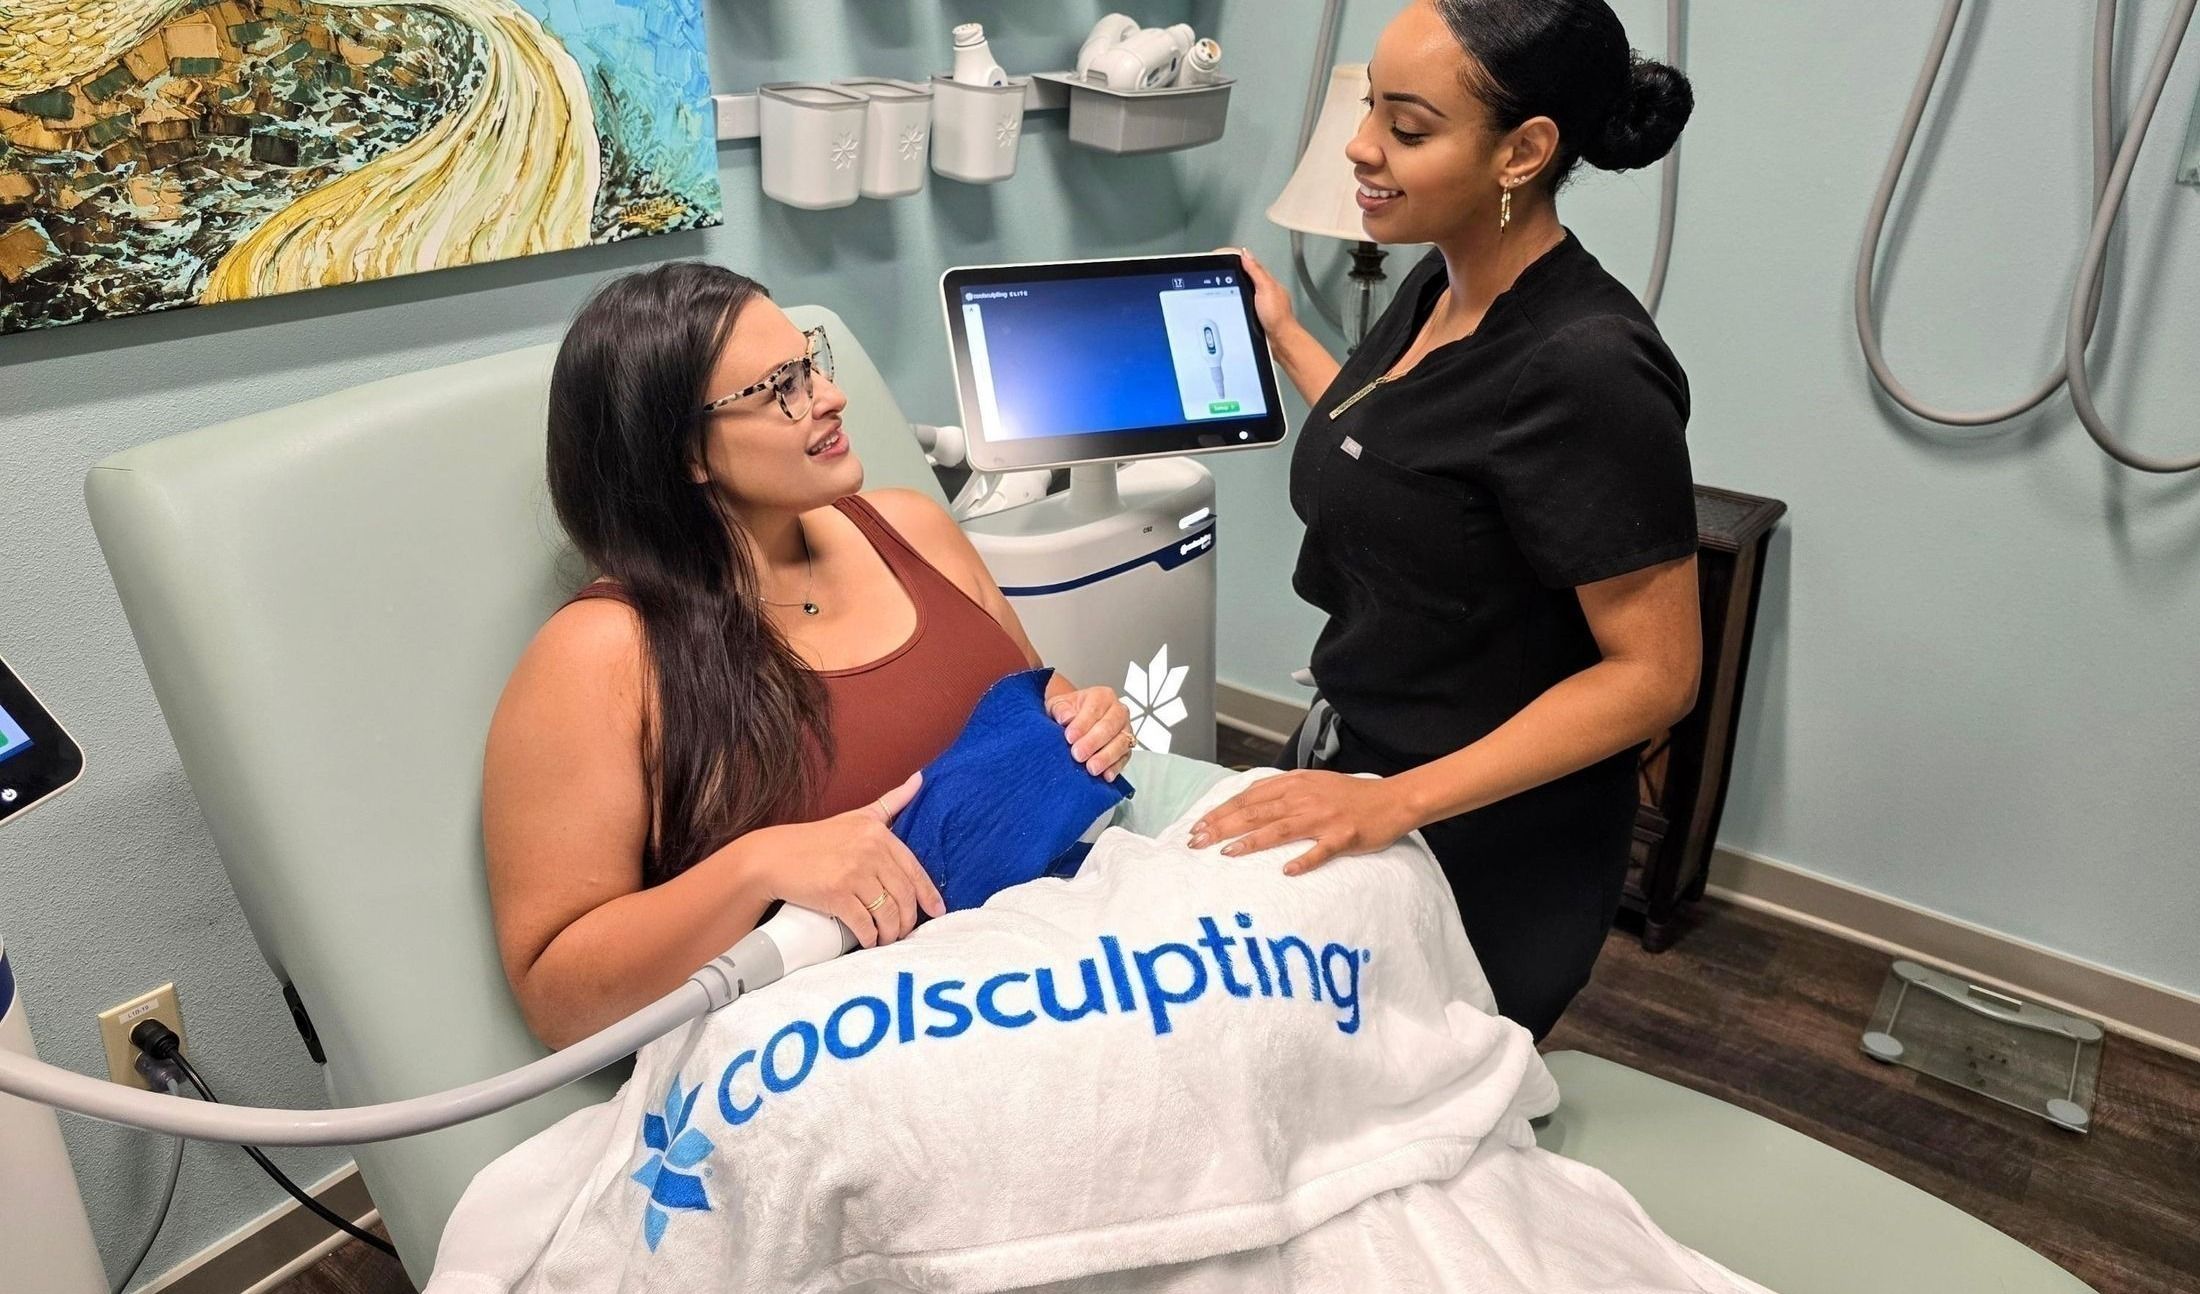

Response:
(1222, 843), (1242, 857)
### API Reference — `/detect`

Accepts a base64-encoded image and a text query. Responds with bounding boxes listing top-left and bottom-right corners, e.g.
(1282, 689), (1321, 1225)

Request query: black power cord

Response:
(130, 1021), (400, 1262)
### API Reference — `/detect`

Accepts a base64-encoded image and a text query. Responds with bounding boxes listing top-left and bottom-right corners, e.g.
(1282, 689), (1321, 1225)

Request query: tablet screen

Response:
(0, 657), (83, 825)
(943, 255), (1288, 472)
(0, 703), (30, 766)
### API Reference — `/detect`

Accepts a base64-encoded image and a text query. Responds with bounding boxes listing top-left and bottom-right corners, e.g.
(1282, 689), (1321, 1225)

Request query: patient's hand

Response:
(751, 774), (945, 946)
(1049, 685), (1135, 781)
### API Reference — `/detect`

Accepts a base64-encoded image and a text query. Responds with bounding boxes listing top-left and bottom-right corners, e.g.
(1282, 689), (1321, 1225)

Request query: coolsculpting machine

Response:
(941, 253), (1288, 761)
(0, 656), (104, 1293)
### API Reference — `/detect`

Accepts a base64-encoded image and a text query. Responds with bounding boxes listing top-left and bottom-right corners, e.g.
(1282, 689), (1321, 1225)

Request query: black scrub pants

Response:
(1278, 712), (1635, 1041)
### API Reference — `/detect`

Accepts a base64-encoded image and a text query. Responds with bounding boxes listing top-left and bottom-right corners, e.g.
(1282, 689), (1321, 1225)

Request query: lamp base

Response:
(1346, 241), (1389, 348)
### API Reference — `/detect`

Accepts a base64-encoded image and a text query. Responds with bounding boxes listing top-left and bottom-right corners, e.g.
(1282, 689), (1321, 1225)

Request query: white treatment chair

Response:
(85, 312), (2091, 1293)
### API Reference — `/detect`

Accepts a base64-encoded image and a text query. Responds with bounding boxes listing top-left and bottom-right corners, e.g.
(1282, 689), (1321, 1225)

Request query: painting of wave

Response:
(0, 0), (722, 334)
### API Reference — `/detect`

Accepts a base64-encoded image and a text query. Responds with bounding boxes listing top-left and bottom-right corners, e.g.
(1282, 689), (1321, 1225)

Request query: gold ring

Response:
(865, 892), (890, 913)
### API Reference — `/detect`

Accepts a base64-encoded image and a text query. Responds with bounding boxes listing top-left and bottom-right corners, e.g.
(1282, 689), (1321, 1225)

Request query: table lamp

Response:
(1266, 63), (1394, 344)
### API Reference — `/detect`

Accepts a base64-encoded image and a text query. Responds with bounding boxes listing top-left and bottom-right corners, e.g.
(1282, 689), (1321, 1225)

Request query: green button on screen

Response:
(1208, 401), (1241, 414)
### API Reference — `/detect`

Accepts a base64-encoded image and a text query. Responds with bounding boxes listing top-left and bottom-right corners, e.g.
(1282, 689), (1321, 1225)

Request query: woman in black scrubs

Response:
(1190, 0), (1701, 1040)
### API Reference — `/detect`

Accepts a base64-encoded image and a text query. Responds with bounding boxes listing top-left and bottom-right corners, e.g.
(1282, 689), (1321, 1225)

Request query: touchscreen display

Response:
(957, 267), (1269, 442)
(0, 658), (81, 820)
(0, 702), (29, 766)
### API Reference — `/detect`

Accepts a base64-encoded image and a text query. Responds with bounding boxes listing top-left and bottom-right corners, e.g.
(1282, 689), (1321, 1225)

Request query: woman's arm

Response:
(1231, 248), (1341, 407)
(1389, 554), (1700, 824)
(483, 599), (776, 1048)
(1191, 555), (1701, 871)
(484, 598), (939, 1048)
(1265, 315), (1344, 408)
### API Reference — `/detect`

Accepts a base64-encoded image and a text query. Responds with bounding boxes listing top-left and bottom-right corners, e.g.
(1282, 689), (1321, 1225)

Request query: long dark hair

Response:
(546, 262), (829, 886)
(1435, 0), (1692, 188)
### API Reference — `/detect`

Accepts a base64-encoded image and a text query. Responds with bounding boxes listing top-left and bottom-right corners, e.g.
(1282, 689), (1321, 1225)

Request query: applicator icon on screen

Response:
(1201, 321), (1225, 399)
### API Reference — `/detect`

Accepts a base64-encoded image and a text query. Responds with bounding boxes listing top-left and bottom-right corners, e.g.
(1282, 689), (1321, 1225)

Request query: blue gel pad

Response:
(891, 668), (1134, 912)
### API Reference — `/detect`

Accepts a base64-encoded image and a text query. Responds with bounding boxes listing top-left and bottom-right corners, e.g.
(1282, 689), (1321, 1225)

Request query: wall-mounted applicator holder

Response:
(833, 78), (934, 199)
(1033, 72), (1233, 154)
(714, 73), (1231, 191)
(929, 74), (1030, 184)
(757, 83), (868, 210)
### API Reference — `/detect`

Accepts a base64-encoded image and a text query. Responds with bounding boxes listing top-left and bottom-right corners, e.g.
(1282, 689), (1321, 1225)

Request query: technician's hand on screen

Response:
(1187, 771), (1416, 877)
(1223, 247), (1295, 336)
(1050, 685), (1136, 781)
(758, 773), (944, 946)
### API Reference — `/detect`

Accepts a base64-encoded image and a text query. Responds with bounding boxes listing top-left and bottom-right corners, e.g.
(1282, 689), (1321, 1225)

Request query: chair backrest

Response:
(84, 305), (936, 1282)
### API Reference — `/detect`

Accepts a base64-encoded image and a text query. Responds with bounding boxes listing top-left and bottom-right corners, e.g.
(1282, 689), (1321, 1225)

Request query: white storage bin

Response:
(1035, 72), (1234, 155)
(930, 75), (1028, 184)
(833, 77), (933, 200)
(758, 83), (867, 210)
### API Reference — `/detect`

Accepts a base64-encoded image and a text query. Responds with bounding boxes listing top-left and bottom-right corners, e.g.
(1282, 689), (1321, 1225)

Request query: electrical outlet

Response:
(97, 983), (185, 1088)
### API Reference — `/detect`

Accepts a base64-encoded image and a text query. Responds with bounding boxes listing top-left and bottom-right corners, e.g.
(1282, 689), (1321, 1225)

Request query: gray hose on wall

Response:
(1292, 0), (1349, 333)
(1856, 0), (2200, 472)
(1639, 0), (1685, 316)
(1856, 0), (2113, 428)
(2065, 0), (2200, 472)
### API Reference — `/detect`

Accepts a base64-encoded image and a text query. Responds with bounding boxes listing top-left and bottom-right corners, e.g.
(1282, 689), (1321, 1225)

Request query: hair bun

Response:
(1582, 56), (1692, 172)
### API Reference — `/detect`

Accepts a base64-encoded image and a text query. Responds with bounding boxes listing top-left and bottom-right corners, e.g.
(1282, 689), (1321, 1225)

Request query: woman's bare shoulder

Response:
(498, 592), (648, 728)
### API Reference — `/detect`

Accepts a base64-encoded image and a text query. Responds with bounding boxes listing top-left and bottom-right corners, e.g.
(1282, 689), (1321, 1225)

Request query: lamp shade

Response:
(1267, 63), (1377, 243)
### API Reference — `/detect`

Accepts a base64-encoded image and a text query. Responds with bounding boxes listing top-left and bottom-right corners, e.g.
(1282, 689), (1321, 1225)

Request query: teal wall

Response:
(1188, 0), (2200, 1002)
(0, 2), (1190, 1285)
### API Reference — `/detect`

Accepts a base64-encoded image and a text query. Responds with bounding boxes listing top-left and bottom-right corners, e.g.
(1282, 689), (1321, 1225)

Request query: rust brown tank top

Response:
(566, 494), (1030, 824)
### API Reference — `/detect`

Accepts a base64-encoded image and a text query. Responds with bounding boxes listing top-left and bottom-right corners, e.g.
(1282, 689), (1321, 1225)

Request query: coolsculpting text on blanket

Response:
(426, 771), (1768, 1294)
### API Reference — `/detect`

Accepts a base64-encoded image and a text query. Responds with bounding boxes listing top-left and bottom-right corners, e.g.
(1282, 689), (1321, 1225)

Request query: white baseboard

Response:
(1214, 683), (2200, 1064)
(1708, 847), (2200, 1064)
(1215, 680), (1306, 748)
(137, 1164), (380, 1294)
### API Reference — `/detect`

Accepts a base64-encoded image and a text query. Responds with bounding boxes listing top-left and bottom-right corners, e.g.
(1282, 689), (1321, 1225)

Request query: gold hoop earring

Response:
(1499, 185), (1513, 234)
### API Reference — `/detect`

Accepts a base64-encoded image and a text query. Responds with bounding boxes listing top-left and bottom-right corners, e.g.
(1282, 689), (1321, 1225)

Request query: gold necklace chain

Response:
(757, 521), (820, 616)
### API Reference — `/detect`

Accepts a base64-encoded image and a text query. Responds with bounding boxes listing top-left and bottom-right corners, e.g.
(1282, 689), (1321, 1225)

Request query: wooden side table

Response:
(1623, 485), (1786, 951)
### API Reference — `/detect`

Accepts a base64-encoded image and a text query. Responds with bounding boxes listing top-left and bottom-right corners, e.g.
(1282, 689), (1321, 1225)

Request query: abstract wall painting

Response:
(0, 0), (722, 335)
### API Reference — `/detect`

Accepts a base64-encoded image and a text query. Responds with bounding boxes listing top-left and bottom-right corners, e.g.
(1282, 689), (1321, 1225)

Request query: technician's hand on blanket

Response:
(758, 773), (944, 946)
(1188, 769), (1418, 875)
(1045, 682), (1135, 780)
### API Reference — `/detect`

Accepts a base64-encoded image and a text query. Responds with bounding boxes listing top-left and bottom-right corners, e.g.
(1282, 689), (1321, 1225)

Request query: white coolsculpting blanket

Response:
(426, 771), (1771, 1293)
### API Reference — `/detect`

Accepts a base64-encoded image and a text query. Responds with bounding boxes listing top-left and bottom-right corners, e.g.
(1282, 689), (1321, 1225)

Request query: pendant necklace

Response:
(760, 522), (820, 616)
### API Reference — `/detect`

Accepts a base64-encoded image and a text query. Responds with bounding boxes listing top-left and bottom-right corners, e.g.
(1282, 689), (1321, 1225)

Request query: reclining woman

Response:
(482, 263), (1135, 1049)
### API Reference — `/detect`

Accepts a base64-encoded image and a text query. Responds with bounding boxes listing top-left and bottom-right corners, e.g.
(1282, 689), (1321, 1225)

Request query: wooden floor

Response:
(274, 727), (2200, 1294)
(272, 1222), (411, 1294)
(1550, 901), (2200, 1294)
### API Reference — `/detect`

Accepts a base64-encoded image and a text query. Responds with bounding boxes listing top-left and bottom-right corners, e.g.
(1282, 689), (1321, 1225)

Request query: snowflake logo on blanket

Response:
(632, 1075), (712, 1252)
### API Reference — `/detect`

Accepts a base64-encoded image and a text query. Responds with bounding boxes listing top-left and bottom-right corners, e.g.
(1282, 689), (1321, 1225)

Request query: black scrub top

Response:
(1291, 232), (1695, 766)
